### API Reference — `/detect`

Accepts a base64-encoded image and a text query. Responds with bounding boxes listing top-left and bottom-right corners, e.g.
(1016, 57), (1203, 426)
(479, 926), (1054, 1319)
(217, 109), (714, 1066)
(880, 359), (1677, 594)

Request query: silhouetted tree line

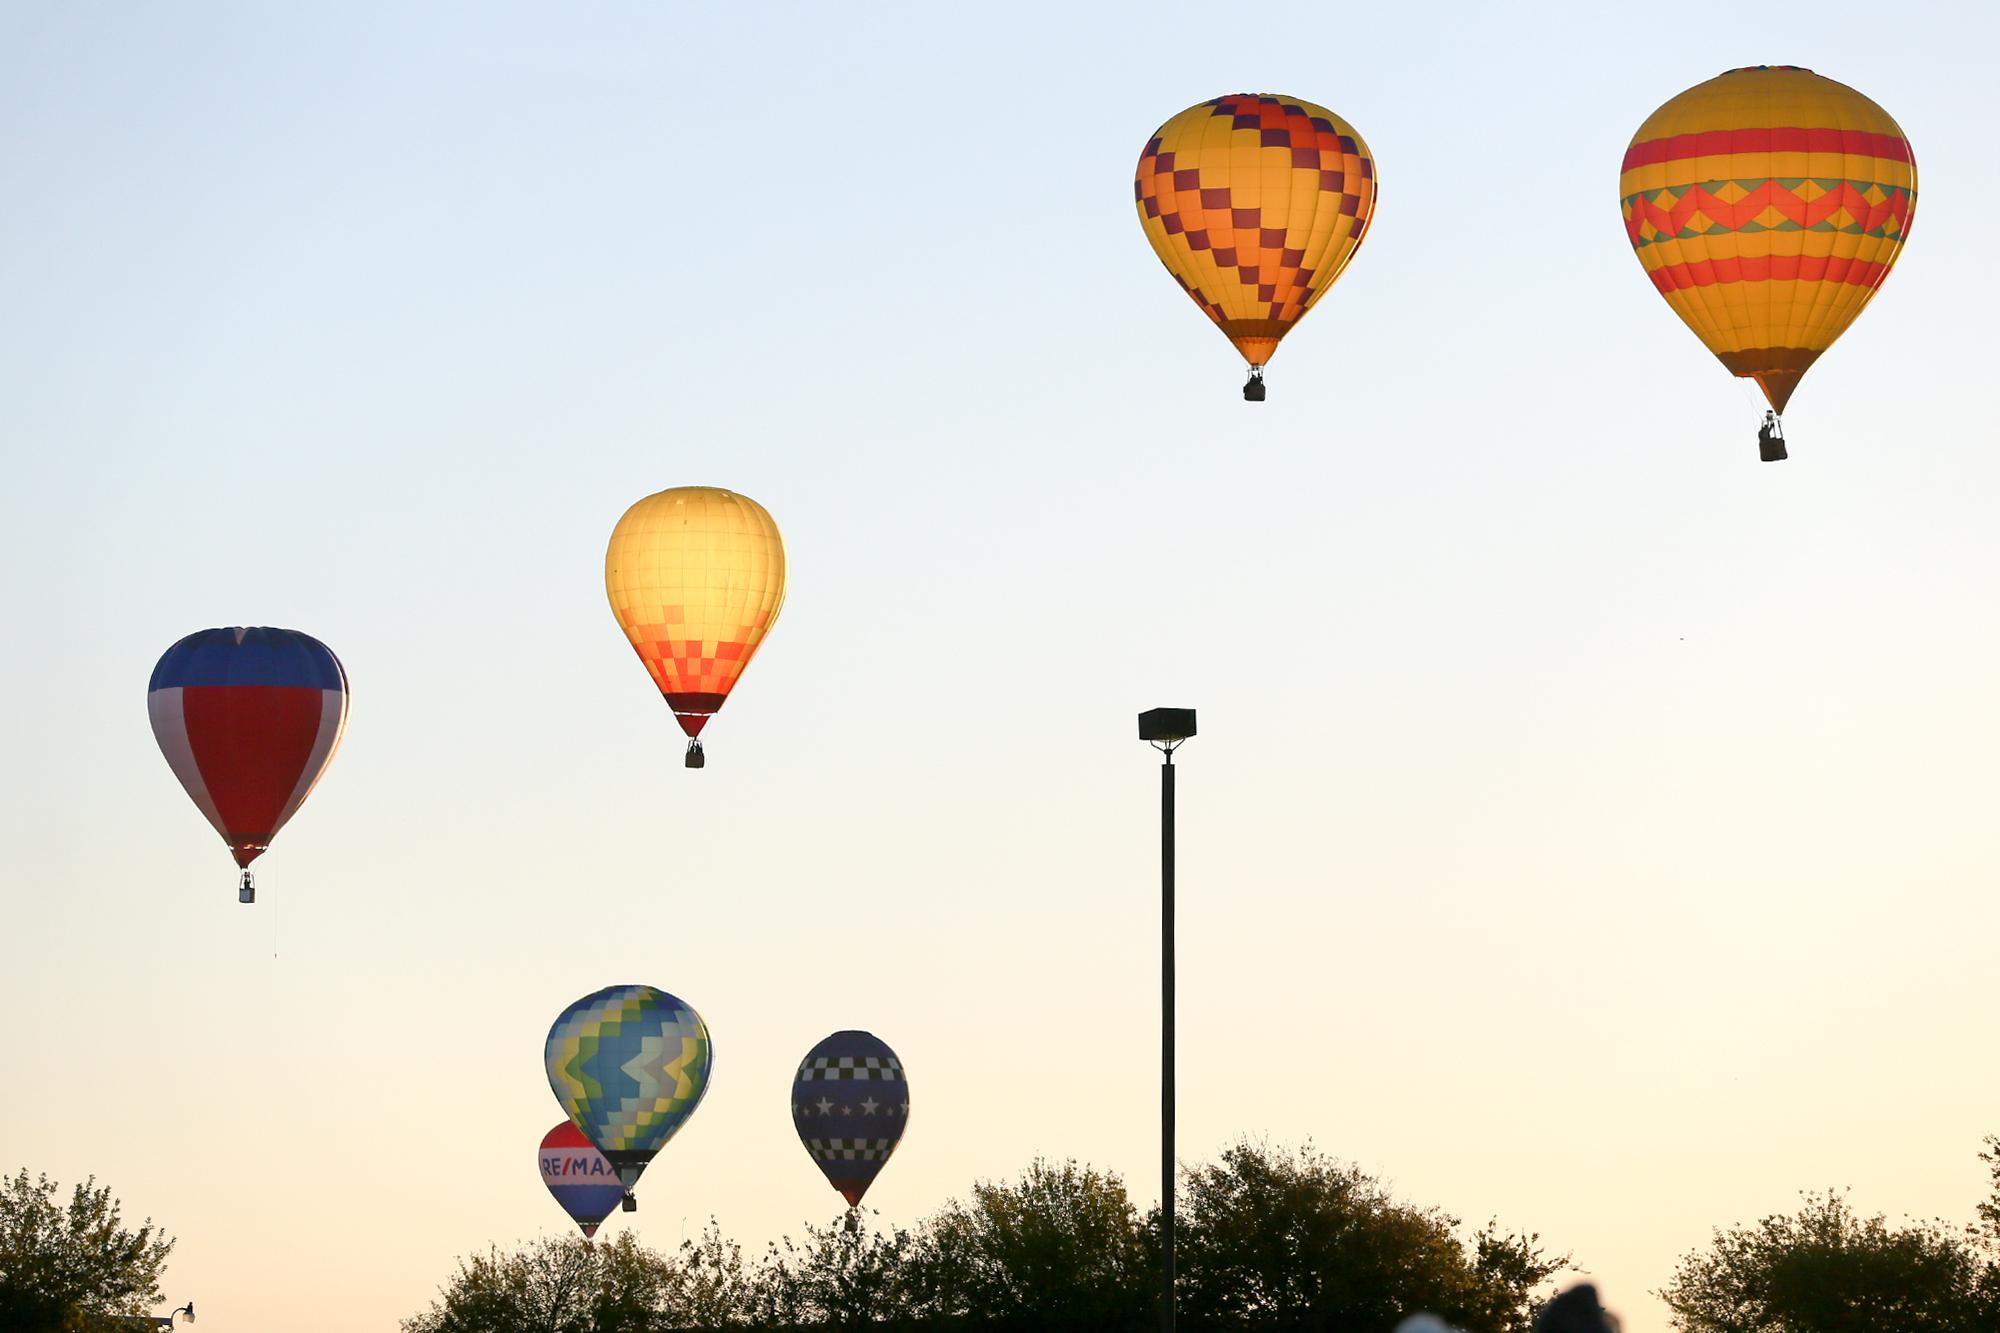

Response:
(403, 1142), (1566, 1333)
(405, 1136), (2000, 1333)
(15, 1135), (1998, 1331)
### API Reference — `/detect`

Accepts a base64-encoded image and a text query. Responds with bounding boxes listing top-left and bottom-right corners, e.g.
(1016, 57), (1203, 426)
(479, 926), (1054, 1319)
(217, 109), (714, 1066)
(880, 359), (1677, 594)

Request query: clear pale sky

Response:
(3, 3), (1996, 1330)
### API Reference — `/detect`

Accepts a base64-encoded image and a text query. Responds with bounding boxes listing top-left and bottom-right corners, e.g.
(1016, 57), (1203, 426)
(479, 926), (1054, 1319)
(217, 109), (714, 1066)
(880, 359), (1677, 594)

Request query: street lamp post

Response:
(154, 1301), (195, 1328)
(1137, 707), (1195, 1333)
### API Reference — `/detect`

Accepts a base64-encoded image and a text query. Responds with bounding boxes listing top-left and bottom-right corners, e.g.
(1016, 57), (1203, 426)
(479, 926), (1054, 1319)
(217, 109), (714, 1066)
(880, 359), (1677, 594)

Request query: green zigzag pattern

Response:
(1624, 178), (1913, 248)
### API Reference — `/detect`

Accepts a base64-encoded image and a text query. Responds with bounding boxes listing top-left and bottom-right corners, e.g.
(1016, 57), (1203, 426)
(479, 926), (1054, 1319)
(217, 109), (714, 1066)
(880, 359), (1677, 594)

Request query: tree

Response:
(1977, 1136), (2000, 1245)
(400, 1232), (681, 1333)
(402, 1223), (762, 1333)
(750, 1214), (921, 1326)
(912, 1159), (1151, 1329)
(1171, 1141), (1564, 1333)
(657, 1221), (758, 1329)
(0, 1169), (176, 1332)
(1660, 1186), (2000, 1332)
(401, 1148), (1575, 1331)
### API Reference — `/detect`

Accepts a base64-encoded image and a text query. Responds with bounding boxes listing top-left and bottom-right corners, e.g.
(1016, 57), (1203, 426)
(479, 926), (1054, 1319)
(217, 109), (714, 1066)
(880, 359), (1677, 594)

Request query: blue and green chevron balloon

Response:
(544, 984), (712, 1195)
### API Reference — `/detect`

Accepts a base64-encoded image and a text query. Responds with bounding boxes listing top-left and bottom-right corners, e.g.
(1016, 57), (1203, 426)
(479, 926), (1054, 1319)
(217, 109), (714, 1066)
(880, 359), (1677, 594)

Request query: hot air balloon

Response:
(147, 627), (349, 903)
(545, 984), (712, 1207)
(605, 486), (786, 769)
(790, 1030), (907, 1209)
(1620, 66), (1916, 460)
(539, 1120), (624, 1239)
(1135, 93), (1378, 400)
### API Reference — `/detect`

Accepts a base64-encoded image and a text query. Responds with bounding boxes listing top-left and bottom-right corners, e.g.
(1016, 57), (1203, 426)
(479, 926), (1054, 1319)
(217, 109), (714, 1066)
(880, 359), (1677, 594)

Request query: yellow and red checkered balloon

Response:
(1621, 67), (1916, 419)
(605, 486), (786, 767)
(1135, 93), (1377, 393)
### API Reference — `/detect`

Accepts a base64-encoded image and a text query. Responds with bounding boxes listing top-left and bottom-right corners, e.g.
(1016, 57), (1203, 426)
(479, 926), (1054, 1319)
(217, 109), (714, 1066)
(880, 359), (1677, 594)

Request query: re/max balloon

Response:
(1621, 66), (1916, 459)
(539, 1121), (624, 1238)
(545, 984), (712, 1204)
(605, 486), (786, 769)
(1135, 93), (1378, 399)
(790, 1030), (908, 1208)
(147, 627), (349, 903)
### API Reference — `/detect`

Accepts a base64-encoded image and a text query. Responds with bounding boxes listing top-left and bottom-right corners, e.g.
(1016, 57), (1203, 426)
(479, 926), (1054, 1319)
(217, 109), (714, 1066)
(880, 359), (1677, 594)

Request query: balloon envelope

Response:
(1620, 65), (1915, 412)
(604, 486), (786, 748)
(790, 1030), (908, 1207)
(545, 984), (713, 1191)
(1135, 93), (1377, 373)
(539, 1121), (624, 1239)
(147, 627), (349, 870)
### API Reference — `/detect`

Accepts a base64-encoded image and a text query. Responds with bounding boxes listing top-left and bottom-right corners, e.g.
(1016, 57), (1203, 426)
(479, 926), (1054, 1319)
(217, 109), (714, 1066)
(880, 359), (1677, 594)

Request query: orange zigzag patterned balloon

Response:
(1621, 66), (1916, 423)
(1135, 93), (1377, 398)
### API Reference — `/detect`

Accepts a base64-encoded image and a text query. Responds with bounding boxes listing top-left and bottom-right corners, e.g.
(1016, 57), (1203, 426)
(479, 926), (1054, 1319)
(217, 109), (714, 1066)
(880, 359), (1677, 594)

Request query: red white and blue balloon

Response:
(539, 1121), (624, 1239)
(147, 627), (349, 899)
(790, 1030), (908, 1207)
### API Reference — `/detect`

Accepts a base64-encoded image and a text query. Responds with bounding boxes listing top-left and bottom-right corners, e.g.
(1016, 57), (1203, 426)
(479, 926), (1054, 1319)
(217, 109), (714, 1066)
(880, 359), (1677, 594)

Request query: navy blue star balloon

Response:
(790, 1030), (908, 1207)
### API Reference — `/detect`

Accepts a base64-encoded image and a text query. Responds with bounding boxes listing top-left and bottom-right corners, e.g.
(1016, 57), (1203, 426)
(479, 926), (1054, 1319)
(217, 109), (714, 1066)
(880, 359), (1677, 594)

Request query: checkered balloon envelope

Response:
(790, 1030), (908, 1207)
(1134, 93), (1378, 398)
(545, 984), (713, 1200)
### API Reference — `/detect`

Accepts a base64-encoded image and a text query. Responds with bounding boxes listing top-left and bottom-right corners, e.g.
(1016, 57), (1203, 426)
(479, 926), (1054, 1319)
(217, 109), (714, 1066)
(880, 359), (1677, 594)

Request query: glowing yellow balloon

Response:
(605, 486), (786, 768)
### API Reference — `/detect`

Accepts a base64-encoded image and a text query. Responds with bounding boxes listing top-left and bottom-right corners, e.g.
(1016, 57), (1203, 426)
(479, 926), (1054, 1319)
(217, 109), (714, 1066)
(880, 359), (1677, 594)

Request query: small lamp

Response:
(1137, 707), (1196, 753)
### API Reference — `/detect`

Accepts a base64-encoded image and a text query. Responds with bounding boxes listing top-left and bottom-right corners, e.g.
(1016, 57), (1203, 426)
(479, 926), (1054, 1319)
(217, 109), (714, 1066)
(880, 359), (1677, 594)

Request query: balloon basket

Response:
(1242, 368), (1266, 401)
(239, 871), (255, 904)
(1758, 412), (1788, 463)
(685, 739), (705, 769)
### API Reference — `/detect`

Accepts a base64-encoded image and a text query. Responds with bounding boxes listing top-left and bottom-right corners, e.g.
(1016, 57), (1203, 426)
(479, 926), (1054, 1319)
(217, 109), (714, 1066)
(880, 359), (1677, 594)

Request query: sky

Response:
(2, 2), (1997, 1329)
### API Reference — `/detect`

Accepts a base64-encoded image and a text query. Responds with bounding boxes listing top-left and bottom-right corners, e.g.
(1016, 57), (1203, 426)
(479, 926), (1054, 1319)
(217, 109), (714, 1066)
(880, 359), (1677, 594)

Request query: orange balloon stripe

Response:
(1623, 126), (1911, 169)
(1647, 253), (1894, 295)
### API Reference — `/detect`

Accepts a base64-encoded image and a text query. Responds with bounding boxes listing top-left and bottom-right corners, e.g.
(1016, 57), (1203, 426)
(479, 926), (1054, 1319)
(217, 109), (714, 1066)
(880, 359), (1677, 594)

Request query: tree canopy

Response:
(400, 1228), (767, 1333)
(1659, 1141), (2000, 1333)
(1174, 1142), (1564, 1333)
(0, 1169), (176, 1332)
(915, 1158), (1150, 1327)
(405, 1146), (1564, 1332)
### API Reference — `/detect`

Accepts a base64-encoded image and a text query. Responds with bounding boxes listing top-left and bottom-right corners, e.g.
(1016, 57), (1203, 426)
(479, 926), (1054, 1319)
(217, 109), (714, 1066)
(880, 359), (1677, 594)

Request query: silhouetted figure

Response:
(1534, 1282), (1618, 1333)
(1243, 368), (1266, 401)
(1758, 411), (1787, 463)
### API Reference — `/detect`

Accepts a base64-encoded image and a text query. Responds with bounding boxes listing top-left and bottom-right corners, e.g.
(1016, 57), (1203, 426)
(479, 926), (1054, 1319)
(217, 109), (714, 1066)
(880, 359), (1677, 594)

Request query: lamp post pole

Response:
(1160, 742), (1176, 1333)
(1137, 708), (1195, 1333)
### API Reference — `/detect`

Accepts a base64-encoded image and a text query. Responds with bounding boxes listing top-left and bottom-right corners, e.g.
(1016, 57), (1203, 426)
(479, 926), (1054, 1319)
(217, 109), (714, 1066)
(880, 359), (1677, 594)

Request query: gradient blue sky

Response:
(3, 3), (1997, 1330)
